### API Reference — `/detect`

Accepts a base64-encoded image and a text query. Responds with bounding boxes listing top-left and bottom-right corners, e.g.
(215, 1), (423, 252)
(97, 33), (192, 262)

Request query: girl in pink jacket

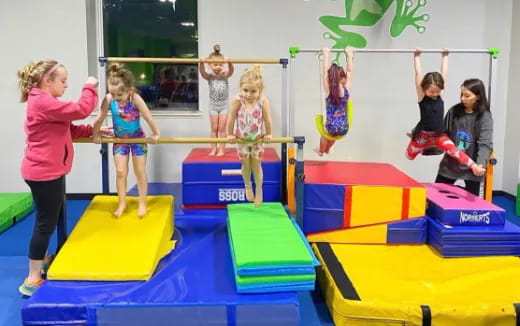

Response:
(17, 60), (99, 297)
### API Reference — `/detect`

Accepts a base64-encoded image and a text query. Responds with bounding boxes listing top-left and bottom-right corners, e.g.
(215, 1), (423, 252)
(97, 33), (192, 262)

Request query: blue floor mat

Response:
(22, 214), (301, 326)
(0, 200), (90, 257)
(0, 256), (26, 326)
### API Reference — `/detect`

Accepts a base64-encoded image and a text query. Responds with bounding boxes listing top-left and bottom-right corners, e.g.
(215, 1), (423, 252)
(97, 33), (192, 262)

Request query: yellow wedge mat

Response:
(313, 243), (520, 326)
(48, 195), (175, 281)
(307, 223), (388, 243)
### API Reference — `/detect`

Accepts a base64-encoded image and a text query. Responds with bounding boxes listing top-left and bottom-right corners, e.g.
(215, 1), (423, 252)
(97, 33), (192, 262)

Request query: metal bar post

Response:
(281, 59), (289, 205)
(294, 136), (305, 227)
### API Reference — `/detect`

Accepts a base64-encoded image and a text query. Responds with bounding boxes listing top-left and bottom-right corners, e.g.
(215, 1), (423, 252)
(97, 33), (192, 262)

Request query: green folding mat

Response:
(0, 193), (33, 233)
(227, 202), (314, 269)
(235, 270), (315, 286)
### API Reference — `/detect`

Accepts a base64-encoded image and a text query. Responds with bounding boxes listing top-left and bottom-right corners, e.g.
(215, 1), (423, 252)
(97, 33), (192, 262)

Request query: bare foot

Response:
(216, 151), (225, 156)
(209, 149), (217, 156)
(254, 187), (263, 207)
(245, 185), (254, 202)
(137, 205), (147, 218)
(113, 204), (126, 218)
(313, 147), (323, 157)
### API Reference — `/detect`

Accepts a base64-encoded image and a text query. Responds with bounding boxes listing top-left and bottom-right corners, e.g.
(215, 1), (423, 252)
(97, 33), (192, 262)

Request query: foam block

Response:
(303, 161), (426, 233)
(0, 193), (33, 233)
(425, 183), (505, 225)
(182, 148), (281, 205)
(48, 195), (174, 281)
(306, 218), (426, 244)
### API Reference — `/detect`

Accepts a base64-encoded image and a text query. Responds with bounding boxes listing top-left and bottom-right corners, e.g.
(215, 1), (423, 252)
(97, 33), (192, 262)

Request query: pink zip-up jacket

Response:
(21, 85), (98, 181)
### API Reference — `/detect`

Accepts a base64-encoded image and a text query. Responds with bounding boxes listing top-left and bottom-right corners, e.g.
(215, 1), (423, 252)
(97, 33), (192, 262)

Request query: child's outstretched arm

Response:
(345, 47), (354, 92)
(225, 56), (234, 78)
(199, 57), (210, 80)
(92, 95), (111, 144)
(226, 98), (240, 143)
(440, 48), (449, 86)
(321, 48), (330, 95)
(414, 48), (424, 102)
(262, 96), (272, 142)
(133, 93), (160, 144)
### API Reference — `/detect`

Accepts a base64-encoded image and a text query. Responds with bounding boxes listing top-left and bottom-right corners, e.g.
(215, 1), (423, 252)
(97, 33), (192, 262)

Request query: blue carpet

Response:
(0, 256), (25, 326)
(0, 200), (91, 257)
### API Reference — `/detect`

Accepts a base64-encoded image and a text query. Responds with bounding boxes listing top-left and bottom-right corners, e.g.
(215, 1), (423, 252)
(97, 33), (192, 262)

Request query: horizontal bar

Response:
(74, 137), (297, 144)
(100, 57), (283, 64)
(297, 48), (491, 54)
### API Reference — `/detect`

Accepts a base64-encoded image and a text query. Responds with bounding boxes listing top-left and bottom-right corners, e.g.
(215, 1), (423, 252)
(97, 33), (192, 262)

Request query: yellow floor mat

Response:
(48, 195), (175, 281)
(313, 243), (520, 326)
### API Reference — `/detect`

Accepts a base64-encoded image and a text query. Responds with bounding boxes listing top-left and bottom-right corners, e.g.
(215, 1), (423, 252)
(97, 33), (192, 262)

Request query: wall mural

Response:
(317, 0), (429, 60)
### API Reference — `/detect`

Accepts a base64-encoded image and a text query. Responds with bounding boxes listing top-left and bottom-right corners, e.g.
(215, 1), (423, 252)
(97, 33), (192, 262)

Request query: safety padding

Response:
(307, 217), (426, 244)
(427, 216), (520, 257)
(182, 147), (281, 205)
(0, 193), (33, 233)
(425, 183), (505, 225)
(303, 161), (426, 234)
(313, 242), (520, 326)
(48, 195), (174, 281)
(228, 202), (317, 293)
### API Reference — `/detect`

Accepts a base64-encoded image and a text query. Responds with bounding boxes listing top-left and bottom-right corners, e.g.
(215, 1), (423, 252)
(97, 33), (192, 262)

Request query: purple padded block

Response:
(424, 183), (505, 226)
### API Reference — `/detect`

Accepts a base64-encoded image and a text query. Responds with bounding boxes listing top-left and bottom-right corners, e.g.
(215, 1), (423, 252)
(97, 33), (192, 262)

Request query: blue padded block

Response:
(183, 182), (280, 205)
(427, 216), (520, 242)
(429, 238), (520, 257)
(182, 152), (281, 205)
(303, 183), (344, 234)
(427, 201), (505, 226)
(387, 218), (427, 244)
(22, 214), (299, 326)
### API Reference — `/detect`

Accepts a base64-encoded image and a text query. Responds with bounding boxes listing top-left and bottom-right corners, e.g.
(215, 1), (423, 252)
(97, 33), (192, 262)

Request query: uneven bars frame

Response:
(288, 46), (499, 220)
(97, 56), (291, 207)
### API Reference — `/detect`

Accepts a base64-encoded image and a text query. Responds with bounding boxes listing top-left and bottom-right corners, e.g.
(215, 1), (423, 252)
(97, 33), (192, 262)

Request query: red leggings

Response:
(406, 130), (475, 168)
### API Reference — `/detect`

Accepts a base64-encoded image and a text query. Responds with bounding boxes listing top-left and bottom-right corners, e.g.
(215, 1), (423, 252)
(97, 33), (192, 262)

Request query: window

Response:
(103, 0), (198, 112)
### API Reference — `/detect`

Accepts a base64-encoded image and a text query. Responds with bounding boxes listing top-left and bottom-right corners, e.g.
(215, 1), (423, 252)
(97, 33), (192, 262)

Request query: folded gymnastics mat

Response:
(182, 148), (281, 205)
(228, 202), (317, 293)
(425, 183), (505, 225)
(48, 195), (175, 281)
(427, 216), (520, 257)
(314, 242), (520, 326)
(306, 217), (427, 244)
(0, 193), (33, 233)
(303, 161), (426, 234)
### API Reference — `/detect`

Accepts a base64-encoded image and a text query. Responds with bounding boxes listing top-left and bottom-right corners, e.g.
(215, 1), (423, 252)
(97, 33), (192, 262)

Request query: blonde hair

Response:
(240, 64), (264, 91)
(209, 44), (223, 59)
(107, 63), (134, 94)
(17, 60), (60, 102)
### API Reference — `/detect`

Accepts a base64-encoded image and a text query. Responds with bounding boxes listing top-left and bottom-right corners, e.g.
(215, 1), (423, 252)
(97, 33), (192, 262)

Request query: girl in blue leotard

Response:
(93, 63), (160, 218)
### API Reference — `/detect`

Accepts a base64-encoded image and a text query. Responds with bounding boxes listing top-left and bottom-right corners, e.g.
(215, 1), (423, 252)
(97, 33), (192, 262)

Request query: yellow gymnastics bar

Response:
(105, 57), (282, 64)
(74, 137), (296, 144)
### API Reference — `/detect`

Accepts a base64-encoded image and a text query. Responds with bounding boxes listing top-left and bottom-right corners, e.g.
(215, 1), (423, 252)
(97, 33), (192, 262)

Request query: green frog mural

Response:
(319, 0), (429, 60)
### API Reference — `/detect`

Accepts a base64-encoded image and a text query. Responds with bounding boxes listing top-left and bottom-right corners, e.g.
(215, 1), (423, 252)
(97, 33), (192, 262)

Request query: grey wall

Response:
(504, 0), (520, 194)
(0, 0), (517, 194)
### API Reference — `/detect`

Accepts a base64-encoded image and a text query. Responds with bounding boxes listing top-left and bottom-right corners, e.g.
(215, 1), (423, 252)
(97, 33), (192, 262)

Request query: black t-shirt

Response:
(417, 96), (445, 132)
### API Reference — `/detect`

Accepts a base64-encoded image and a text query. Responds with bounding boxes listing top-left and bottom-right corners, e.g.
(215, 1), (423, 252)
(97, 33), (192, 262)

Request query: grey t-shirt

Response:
(208, 74), (229, 104)
(438, 107), (493, 181)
